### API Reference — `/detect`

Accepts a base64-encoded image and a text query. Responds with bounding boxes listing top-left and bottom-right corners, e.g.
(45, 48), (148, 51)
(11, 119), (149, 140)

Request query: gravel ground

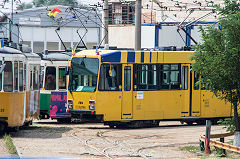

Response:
(0, 138), (11, 158)
(7, 120), (234, 158)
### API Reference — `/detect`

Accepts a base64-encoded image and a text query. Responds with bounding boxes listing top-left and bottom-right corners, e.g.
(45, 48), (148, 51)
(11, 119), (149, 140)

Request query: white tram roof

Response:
(0, 46), (22, 54)
(40, 52), (72, 61)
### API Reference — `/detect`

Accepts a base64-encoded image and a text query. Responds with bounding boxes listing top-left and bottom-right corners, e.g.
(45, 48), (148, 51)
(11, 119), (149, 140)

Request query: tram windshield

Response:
(69, 58), (99, 92)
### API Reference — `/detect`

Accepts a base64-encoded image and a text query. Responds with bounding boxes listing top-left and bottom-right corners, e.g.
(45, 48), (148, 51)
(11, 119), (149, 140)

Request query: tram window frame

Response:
(4, 61), (13, 92)
(134, 64), (158, 90)
(33, 65), (39, 90)
(58, 67), (66, 90)
(124, 66), (131, 91)
(24, 64), (26, 90)
(98, 64), (122, 91)
(45, 66), (56, 90)
(30, 65), (33, 90)
(0, 61), (2, 91)
(160, 64), (180, 90)
(19, 62), (24, 91)
(194, 72), (200, 90)
(39, 66), (44, 89)
(14, 61), (19, 91)
(181, 66), (188, 90)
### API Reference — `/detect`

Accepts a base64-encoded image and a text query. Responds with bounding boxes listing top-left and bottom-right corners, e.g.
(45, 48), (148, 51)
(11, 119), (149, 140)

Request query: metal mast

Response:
(102, 0), (109, 45)
(135, 0), (142, 50)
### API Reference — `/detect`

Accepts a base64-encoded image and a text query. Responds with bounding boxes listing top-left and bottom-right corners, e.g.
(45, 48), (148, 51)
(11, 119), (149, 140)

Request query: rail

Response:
(200, 132), (240, 154)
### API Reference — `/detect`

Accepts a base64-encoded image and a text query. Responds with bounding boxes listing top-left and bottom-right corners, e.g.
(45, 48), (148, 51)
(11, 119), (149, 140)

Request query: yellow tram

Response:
(67, 49), (232, 127)
(0, 43), (40, 131)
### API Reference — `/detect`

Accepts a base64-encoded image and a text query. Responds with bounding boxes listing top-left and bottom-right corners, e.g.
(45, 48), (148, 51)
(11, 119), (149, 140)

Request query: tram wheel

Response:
(0, 123), (5, 132)
(196, 120), (206, 125)
(109, 124), (115, 129)
(57, 118), (64, 123)
(186, 121), (193, 126)
(152, 120), (160, 127)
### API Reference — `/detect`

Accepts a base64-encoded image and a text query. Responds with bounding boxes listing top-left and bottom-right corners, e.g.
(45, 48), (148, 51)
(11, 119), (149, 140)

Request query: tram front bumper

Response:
(69, 110), (96, 119)
(69, 110), (95, 115)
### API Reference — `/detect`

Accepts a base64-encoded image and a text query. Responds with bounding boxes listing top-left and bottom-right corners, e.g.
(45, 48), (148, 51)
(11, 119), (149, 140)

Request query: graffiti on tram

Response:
(50, 92), (70, 118)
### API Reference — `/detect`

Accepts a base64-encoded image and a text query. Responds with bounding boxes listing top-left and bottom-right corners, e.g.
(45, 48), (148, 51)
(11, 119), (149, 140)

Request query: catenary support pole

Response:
(204, 120), (212, 155)
(135, 0), (142, 51)
(102, 0), (109, 46)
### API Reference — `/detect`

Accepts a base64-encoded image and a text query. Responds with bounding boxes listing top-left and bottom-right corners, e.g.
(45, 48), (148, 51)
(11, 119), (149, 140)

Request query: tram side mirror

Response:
(65, 66), (69, 75)
(0, 63), (6, 74)
(109, 69), (112, 77)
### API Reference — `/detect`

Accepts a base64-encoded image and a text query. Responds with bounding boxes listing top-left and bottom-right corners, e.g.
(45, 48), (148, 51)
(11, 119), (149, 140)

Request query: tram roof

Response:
(75, 49), (194, 63)
(0, 46), (23, 54)
(40, 52), (72, 61)
(24, 52), (41, 59)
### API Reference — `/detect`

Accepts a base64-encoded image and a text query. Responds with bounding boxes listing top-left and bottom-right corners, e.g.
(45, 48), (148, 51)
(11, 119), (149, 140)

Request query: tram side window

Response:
(33, 66), (39, 90)
(14, 61), (18, 91)
(19, 62), (24, 91)
(59, 67), (66, 89)
(99, 64), (122, 91)
(30, 66), (33, 90)
(39, 66), (44, 89)
(134, 64), (158, 90)
(124, 66), (131, 91)
(24, 64), (26, 90)
(160, 64), (180, 90)
(181, 66), (188, 90)
(45, 67), (56, 90)
(4, 61), (13, 92)
(0, 61), (2, 91)
(194, 72), (199, 90)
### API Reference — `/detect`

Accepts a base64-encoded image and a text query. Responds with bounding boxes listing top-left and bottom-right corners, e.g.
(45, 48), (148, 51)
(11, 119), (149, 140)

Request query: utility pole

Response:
(102, 0), (109, 46)
(135, 0), (142, 50)
(9, 0), (13, 42)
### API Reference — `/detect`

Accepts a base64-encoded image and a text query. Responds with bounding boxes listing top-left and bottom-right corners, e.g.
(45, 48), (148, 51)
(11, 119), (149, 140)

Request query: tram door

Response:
(121, 64), (133, 119)
(191, 71), (201, 117)
(181, 64), (191, 117)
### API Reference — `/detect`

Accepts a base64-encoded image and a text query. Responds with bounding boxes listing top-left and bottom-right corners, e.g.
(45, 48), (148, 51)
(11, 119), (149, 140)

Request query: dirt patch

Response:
(9, 120), (234, 158)
(0, 137), (13, 157)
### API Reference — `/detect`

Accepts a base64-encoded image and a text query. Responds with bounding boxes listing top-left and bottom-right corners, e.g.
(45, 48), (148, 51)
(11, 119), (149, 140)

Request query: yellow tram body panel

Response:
(67, 50), (232, 122)
(0, 92), (25, 127)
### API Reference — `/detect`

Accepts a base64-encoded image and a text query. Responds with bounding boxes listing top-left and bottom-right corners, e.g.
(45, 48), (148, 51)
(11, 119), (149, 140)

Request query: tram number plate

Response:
(0, 109), (4, 112)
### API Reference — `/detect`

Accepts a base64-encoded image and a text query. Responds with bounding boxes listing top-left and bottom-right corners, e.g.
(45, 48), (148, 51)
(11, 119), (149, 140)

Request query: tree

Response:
(191, 0), (240, 146)
(32, 0), (79, 7)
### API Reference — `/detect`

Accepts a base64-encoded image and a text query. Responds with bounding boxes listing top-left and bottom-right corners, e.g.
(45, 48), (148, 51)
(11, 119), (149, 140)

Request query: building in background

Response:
(107, 0), (223, 49)
(0, 5), (102, 53)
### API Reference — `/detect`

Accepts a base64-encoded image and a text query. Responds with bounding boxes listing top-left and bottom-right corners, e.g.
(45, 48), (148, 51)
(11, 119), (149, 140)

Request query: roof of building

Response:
(11, 5), (101, 28)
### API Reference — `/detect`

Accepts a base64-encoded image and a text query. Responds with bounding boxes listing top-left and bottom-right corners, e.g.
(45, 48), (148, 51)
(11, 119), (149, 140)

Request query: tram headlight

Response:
(89, 100), (95, 110)
(68, 99), (73, 110)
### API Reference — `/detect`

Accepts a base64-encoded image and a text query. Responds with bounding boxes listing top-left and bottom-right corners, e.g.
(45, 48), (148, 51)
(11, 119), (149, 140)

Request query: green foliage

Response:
(180, 145), (200, 153)
(3, 134), (17, 155)
(218, 118), (235, 133)
(33, 0), (79, 7)
(191, 0), (240, 131)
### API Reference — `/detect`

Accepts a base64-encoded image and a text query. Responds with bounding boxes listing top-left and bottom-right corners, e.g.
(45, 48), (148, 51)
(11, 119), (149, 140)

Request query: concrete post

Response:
(204, 120), (212, 155)
(102, 0), (109, 45)
(135, 0), (142, 51)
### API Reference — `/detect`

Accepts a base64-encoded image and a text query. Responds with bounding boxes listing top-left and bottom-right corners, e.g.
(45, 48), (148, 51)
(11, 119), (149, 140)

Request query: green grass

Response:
(180, 145), (200, 153)
(180, 144), (240, 159)
(3, 134), (18, 155)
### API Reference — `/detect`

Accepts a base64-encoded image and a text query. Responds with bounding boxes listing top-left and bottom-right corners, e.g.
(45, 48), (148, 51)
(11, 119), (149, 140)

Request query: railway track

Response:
(70, 128), (148, 158)
(71, 130), (113, 158)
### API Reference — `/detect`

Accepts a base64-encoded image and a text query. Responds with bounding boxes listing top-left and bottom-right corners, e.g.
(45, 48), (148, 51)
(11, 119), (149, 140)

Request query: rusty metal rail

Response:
(200, 132), (240, 153)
